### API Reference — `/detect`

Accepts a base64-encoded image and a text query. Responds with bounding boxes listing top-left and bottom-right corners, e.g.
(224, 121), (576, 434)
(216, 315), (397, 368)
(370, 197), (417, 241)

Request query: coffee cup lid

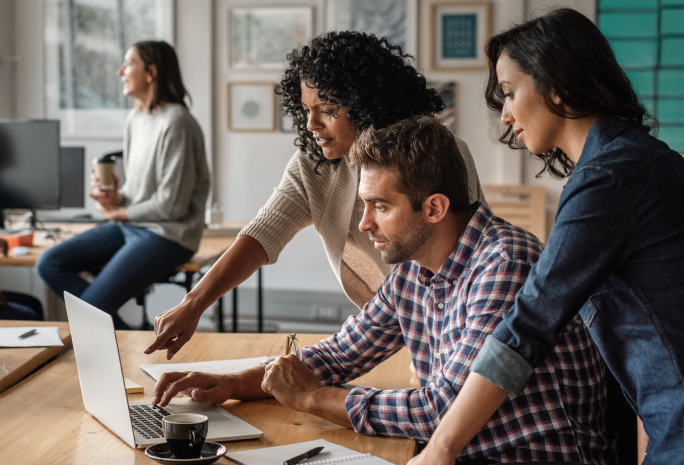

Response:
(94, 154), (117, 164)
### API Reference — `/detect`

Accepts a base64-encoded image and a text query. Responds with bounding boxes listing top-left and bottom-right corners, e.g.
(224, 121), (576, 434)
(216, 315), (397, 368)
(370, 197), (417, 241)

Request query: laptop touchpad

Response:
(203, 411), (231, 422)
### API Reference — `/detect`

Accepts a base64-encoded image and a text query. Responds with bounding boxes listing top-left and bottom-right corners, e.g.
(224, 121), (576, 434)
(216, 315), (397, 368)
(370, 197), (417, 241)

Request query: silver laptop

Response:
(64, 292), (263, 448)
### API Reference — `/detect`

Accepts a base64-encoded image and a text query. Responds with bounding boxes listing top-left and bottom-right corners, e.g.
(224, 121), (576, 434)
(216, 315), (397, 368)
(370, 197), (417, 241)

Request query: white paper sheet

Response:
(140, 356), (269, 381)
(0, 326), (64, 348)
(225, 439), (394, 465)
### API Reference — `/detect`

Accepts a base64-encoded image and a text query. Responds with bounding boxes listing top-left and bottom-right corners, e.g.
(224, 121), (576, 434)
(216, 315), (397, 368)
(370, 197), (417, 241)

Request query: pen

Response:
(18, 329), (38, 340)
(283, 446), (324, 465)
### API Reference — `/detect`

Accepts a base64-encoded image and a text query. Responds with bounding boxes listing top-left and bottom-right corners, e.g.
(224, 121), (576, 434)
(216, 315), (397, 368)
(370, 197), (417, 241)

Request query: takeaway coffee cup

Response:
(162, 413), (208, 459)
(93, 155), (116, 190)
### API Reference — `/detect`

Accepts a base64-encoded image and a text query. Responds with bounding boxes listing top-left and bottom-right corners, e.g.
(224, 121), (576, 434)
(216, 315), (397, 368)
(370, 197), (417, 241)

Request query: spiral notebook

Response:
(225, 439), (394, 465)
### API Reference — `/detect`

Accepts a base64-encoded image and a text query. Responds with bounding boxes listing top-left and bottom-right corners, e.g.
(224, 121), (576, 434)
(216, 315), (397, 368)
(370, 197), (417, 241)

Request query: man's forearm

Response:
(304, 387), (353, 428)
(231, 366), (273, 401)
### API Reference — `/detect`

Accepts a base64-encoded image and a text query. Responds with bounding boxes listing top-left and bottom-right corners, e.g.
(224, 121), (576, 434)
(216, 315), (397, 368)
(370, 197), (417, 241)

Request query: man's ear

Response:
(423, 194), (450, 224)
(551, 90), (563, 106)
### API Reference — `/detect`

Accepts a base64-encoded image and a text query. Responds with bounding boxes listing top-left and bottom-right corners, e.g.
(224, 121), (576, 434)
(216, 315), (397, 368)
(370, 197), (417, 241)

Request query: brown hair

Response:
(350, 116), (470, 213)
(133, 40), (190, 112)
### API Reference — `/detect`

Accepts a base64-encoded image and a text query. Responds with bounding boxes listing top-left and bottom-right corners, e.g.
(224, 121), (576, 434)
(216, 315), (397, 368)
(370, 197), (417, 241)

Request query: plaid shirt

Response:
(300, 204), (611, 464)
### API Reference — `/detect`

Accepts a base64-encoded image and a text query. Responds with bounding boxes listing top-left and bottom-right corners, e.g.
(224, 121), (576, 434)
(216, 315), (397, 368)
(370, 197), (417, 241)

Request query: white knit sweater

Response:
(239, 138), (486, 308)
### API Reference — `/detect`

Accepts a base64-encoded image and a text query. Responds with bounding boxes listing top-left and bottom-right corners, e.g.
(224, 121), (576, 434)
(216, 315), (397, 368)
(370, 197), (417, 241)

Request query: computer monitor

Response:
(60, 146), (85, 208)
(0, 120), (61, 211)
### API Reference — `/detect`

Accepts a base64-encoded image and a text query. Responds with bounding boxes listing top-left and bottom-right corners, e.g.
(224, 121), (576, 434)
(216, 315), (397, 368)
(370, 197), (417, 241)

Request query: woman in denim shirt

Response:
(410, 9), (684, 465)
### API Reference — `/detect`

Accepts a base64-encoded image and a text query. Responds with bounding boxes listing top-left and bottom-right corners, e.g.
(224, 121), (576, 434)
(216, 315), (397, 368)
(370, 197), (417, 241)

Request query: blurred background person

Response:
(37, 40), (210, 330)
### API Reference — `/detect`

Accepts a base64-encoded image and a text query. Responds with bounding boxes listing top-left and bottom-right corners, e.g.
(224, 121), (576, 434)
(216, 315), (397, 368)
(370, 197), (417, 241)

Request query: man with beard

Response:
(152, 116), (610, 463)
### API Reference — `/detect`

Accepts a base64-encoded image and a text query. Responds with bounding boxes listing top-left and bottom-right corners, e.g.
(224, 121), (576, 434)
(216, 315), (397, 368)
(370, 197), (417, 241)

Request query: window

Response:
(598, 0), (684, 152)
(44, 0), (173, 137)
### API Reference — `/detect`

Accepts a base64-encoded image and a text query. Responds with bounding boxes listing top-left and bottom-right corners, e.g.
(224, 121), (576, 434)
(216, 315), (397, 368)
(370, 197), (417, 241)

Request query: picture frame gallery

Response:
(225, 1), (493, 132)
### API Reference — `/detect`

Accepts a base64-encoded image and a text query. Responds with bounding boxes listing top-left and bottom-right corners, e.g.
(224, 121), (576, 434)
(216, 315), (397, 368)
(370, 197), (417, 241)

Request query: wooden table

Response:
(0, 332), (416, 464)
(0, 222), (261, 332)
(0, 320), (72, 393)
(0, 223), (241, 270)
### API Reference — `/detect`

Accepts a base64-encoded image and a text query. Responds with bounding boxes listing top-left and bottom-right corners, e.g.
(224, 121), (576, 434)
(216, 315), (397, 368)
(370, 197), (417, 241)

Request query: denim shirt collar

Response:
(415, 202), (491, 286)
(577, 114), (635, 169)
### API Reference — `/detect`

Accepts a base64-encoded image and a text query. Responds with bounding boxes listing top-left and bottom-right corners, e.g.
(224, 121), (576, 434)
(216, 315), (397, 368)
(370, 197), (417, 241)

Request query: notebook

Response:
(225, 439), (394, 465)
(0, 326), (63, 347)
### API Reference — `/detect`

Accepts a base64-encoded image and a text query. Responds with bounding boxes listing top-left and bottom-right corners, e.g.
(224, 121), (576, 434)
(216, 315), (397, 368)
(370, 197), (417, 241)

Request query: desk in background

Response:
(0, 332), (416, 464)
(0, 320), (71, 393)
(0, 221), (267, 332)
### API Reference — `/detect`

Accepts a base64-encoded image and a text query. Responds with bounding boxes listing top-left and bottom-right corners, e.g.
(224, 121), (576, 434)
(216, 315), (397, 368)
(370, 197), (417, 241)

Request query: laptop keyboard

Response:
(129, 404), (171, 439)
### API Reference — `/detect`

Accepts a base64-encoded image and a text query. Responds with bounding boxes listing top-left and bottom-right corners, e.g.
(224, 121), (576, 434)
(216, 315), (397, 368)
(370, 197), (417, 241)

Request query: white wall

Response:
(0, 0), (15, 118)
(176, 0), (214, 201)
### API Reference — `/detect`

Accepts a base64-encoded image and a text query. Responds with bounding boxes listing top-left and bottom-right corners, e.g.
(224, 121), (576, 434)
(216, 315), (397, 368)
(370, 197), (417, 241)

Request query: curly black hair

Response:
(276, 31), (445, 173)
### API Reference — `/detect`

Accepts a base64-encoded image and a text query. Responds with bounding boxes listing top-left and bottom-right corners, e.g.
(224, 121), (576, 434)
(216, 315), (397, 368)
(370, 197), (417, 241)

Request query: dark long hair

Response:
(484, 8), (656, 178)
(133, 40), (190, 112)
(277, 31), (445, 173)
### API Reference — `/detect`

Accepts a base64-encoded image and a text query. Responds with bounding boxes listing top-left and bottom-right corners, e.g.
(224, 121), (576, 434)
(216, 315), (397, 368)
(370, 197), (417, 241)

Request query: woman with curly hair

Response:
(145, 31), (486, 357)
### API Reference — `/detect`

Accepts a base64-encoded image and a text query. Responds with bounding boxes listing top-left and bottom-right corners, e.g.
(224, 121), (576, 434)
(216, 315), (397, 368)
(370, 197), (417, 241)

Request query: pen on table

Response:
(18, 329), (38, 340)
(283, 446), (324, 465)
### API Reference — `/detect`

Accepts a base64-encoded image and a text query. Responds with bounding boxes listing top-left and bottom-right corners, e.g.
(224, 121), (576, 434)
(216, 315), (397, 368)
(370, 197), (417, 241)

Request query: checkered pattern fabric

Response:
(301, 204), (611, 464)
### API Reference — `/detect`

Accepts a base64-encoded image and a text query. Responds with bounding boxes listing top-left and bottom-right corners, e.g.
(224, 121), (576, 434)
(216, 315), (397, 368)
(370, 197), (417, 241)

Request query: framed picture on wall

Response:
(229, 6), (313, 69)
(430, 1), (490, 71)
(327, 0), (417, 56)
(227, 82), (276, 131)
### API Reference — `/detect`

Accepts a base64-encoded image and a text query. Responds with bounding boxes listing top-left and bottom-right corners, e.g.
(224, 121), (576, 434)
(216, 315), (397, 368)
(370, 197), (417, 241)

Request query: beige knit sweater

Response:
(239, 138), (486, 309)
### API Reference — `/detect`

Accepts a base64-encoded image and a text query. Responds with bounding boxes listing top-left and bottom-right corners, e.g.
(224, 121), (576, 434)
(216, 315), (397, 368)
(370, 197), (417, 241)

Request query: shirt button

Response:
(438, 303), (444, 309)
(452, 280), (458, 285)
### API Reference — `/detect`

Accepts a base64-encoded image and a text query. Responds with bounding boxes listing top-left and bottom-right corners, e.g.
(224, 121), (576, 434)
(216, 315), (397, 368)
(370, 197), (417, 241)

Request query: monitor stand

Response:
(26, 209), (40, 230)
(1, 209), (56, 232)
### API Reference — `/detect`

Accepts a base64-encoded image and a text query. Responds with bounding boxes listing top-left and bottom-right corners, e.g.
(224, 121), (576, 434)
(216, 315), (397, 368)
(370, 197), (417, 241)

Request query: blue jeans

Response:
(37, 223), (194, 329)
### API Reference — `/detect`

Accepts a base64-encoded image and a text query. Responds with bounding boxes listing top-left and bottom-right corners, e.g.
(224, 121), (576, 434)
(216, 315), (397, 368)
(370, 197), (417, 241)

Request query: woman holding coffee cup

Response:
(37, 40), (210, 330)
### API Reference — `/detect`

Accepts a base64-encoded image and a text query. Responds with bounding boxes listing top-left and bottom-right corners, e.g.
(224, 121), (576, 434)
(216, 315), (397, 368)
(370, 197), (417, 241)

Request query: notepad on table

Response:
(225, 439), (394, 465)
(0, 326), (64, 348)
(140, 356), (269, 381)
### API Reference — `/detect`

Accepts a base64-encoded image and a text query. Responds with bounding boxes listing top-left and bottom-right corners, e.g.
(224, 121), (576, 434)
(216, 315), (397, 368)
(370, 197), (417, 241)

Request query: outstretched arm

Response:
(145, 151), (318, 359)
(145, 234), (268, 359)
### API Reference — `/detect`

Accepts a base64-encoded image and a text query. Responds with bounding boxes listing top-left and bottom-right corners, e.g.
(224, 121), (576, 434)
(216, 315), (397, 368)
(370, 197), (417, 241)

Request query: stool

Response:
(134, 264), (264, 333)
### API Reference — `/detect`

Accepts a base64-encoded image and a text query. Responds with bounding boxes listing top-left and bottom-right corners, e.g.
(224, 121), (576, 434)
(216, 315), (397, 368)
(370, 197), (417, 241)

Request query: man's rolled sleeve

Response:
(345, 386), (442, 441)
